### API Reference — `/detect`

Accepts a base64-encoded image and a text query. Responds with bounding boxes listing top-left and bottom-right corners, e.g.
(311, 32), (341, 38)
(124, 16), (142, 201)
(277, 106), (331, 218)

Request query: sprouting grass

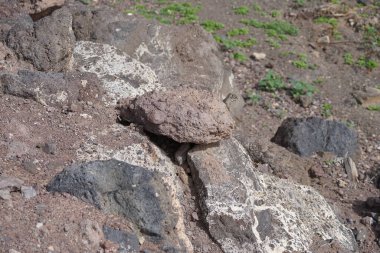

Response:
(290, 80), (317, 98)
(233, 52), (248, 61)
(343, 53), (354, 65)
(322, 103), (333, 117)
(314, 17), (338, 28)
(367, 105), (380, 111)
(252, 3), (262, 12)
(129, 2), (201, 25)
(258, 70), (285, 92)
(234, 6), (250, 15)
(240, 19), (298, 39)
(214, 35), (256, 49)
(356, 56), (379, 70)
(201, 20), (225, 33)
(292, 53), (316, 69)
(266, 38), (281, 48)
(227, 27), (249, 37)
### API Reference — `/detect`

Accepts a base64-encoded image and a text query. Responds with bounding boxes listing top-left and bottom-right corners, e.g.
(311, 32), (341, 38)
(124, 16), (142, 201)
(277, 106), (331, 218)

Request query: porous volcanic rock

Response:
(271, 117), (358, 157)
(0, 70), (103, 108)
(5, 7), (75, 71)
(47, 159), (174, 238)
(187, 137), (357, 253)
(118, 88), (235, 144)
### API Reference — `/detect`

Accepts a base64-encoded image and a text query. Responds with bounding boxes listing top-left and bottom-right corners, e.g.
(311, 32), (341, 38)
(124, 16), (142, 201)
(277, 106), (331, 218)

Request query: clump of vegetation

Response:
(266, 38), (281, 48)
(214, 36), (256, 49)
(246, 91), (261, 104)
(367, 105), (380, 111)
(343, 53), (354, 65)
(356, 56), (379, 70)
(363, 25), (380, 49)
(258, 70), (285, 92)
(322, 103), (333, 117)
(233, 52), (248, 62)
(234, 6), (250, 15)
(227, 27), (250, 37)
(293, 0), (306, 7)
(201, 20), (225, 33)
(314, 17), (338, 28)
(292, 53), (316, 69)
(290, 80), (317, 98)
(240, 19), (298, 39)
(129, 2), (201, 25)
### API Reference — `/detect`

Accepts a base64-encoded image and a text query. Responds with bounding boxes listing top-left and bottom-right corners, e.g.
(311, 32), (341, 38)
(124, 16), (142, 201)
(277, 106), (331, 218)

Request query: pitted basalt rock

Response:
(6, 7), (75, 72)
(272, 117), (358, 157)
(118, 88), (235, 144)
(0, 70), (103, 108)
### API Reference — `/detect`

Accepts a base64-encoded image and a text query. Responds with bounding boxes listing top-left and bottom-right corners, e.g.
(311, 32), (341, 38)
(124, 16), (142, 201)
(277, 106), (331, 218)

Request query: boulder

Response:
(187, 137), (357, 253)
(272, 117), (358, 157)
(118, 88), (235, 144)
(69, 6), (240, 103)
(6, 8), (75, 72)
(74, 124), (192, 252)
(0, 70), (103, 108)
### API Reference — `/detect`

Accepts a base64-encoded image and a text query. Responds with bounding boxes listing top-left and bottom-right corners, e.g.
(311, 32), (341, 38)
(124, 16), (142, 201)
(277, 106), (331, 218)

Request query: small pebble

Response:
(21, 186), (37, 199)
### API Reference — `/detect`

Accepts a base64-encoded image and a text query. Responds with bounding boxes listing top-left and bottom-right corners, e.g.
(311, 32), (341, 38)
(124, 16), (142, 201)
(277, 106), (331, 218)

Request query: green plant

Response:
(271, 10), (281, 18)
(159, 3), (201, 24)
(363, 25), (380, 48)
(233, 52), (248, 61)
(367, 105), (380, 111)
(343, 53), (354, 65)
(259, 70), (285, 92)
(214, 36), (256, 49)
(227, 27), (249, 37)
(292, 54), (308, 69)
(234, 6), (249, 15)
(201, 20), (225, 33)
(293, 0), (306, 7)
(357, 56), (379, 70)
(314, 17), (338, 28)
(322, 103), (333, 117)
(266, 38), (281, 48)
(240, 19), (298, 38)
(252, 3), (262, 12)
(247, 91), (261, 103)
(80, 0), (92, 4)
(290, 81), (317, 98)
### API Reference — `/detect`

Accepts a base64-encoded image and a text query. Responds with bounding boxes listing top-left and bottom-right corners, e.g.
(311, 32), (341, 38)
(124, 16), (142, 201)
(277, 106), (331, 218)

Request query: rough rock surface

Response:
(74, 124), (193, 252)
(187, 137), (357, 253)
(118, 88), (235, 144)
(5, 8), (75, 71)
(69, 6), (239, 101)
(47, 159), (176, 239)
(0, 70), (103, 108)
(271, 117), (358, 157)
(73, 41), (160, 104)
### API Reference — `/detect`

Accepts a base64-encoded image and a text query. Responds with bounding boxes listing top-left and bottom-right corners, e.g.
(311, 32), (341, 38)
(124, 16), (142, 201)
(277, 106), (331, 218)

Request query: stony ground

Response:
(0, 0), (380, 253)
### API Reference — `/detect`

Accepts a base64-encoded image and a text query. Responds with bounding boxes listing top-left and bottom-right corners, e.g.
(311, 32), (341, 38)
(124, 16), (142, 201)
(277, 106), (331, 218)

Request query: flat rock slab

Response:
(0, 70), (102, 108)
(271, 117), (358, 157)
(187, 138), (357, 253)
(118, 88), (235, 144)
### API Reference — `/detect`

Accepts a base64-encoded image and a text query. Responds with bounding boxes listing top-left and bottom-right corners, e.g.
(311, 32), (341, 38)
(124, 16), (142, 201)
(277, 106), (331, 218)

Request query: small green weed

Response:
(227, 27), (249, 37)
(259, 70), (285, 92)
(201, 20), (225, 33)
(234, 6), (249, 15)
(159, 3), (201, 24)
(240, 19), (298, 38)
(252, 3), (262, 12)
(290, 80), (317, 98)
(246, 91), (261, 103)
(314, 17), (338, 28)
(271, 10), (281, 18)
(233, 52), (248, 62)
(293, 0), (306, 7)
(292, 53), (316, 69)
(214, 36), (256, 49)
(322, 103), (333, 117)
(356, 56), (379, 70)
(343, 53), (354, 65)
(367, 105), (380, 111)
(266, 38), (281, 48)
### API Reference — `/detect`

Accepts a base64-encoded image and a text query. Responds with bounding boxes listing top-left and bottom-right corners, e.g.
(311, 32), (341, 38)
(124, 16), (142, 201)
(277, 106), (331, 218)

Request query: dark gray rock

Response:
(47, 159), (177, 240)
(271, 117), (358, 157)
(6, 8), (75, 71)
(103, 226), (139, 252)
(187, 137), (357, 253)
(0, 70), (102, 108)
(118, 88), (235, 144)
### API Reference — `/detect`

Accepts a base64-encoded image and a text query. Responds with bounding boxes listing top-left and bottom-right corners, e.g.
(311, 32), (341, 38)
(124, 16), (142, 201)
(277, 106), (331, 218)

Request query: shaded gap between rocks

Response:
(30, 5), (62, 21)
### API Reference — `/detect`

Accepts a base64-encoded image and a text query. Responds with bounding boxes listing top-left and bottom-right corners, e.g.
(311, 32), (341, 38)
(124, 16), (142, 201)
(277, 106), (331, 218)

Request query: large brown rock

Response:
(118, 88), (235, 144)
